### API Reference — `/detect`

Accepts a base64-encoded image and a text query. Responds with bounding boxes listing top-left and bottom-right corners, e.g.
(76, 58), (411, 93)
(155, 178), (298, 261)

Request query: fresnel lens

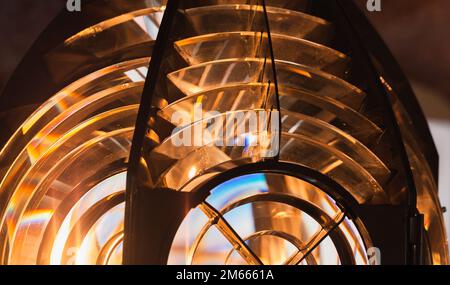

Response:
(0, 0), (447, 265)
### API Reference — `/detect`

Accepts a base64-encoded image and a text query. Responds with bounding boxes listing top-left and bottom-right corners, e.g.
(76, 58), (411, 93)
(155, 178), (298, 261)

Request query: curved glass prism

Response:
(175, 32), (349, 76)
(168, 58), (366, 109)
(184, 4), (332, 44)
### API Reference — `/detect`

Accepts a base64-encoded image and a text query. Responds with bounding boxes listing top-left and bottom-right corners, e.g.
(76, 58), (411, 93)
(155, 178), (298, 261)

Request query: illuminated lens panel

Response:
(168, 173), (369, 265)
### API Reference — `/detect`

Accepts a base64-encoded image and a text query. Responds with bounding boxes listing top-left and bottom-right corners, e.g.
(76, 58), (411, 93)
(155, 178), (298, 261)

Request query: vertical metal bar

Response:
(335, 0), (420, 264)
(124, 0), (180, 264)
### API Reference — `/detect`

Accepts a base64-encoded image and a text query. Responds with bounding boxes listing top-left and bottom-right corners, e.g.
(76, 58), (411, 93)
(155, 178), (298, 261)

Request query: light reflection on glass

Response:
(50, 173), (126, 265)
(0, 58), (146, 264)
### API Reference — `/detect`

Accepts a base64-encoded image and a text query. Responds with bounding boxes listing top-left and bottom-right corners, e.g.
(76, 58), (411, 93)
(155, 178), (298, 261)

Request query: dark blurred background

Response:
(0, 0), (64, 91)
